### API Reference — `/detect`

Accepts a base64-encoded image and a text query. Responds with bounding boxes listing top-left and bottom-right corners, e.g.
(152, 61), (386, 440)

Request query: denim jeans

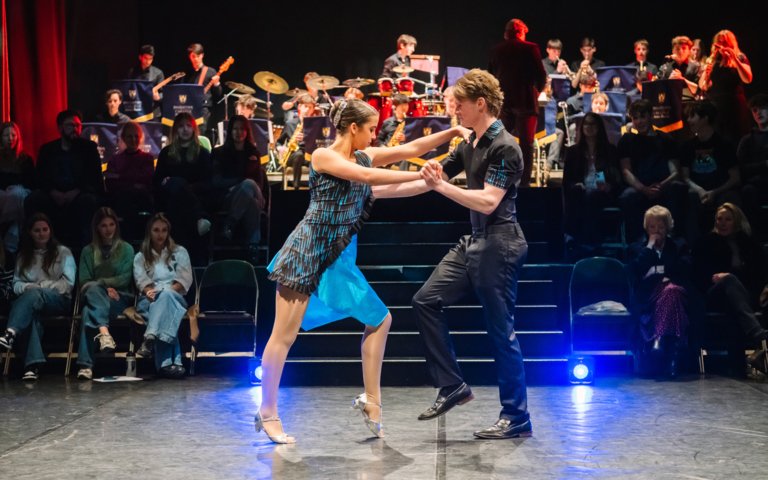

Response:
(77, 284), (132, 368)
(225, 179), (263, 245)
(137, 289), (188, 369)
(7, 288), (70, 367)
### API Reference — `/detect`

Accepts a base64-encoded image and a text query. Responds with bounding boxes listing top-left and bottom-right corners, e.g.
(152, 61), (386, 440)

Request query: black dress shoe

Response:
(473, 418), (532, 439)
(136, 335), (156, 358)
(417, 383), (474, 421)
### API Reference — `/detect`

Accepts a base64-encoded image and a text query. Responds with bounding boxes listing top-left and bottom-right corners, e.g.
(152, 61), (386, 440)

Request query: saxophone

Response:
(448, 116), (462, 153)
(280, 120), (303, 167)
(387, 120), (406, 147)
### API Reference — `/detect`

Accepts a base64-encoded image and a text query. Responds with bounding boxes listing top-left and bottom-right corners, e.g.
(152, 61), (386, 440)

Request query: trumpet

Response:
(557, 57), (576, 81)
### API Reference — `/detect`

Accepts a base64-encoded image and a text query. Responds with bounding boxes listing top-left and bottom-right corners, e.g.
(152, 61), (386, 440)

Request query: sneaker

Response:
(22, 368), (38, 381)
(197, 218), (211, 236)
(95, 333), (116, 353)
(136, 334), (157, 358)
(0, 329), (14, 350)
(77, 368), (93, 380)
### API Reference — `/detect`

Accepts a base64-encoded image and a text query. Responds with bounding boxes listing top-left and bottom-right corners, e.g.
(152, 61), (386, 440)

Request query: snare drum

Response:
(407, 96), (425, 117)
(395, 77), (415, 96)
(377, 77), (394, 97)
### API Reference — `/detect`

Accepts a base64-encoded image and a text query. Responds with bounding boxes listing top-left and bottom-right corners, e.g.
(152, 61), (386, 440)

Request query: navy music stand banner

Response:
(404, 116), (451, 162)
(595, 66), (636, 92)
(642, 79), (684, 133)
(113, 79), (155, 122)
(549, 74), (572, 102)
(139, 122), (165, 159)
(161, 84), (205, 127)
(302, 116), (337, 154)
(81, 122), (119, 164)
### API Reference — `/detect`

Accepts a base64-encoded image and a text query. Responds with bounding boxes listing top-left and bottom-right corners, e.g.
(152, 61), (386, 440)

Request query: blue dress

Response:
(267, 151), (388, 330)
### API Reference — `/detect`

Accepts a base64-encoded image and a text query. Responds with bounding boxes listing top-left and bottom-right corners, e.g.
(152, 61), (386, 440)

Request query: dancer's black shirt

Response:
(441, 119), (523, 230)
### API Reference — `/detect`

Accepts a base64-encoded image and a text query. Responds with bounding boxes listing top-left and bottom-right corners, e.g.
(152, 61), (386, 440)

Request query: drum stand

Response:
(264, 91), (281, 173)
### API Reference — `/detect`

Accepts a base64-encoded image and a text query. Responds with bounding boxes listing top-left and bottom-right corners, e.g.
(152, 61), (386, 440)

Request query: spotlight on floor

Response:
(568, 356), (594, 384)
(248, 357), (262, 385)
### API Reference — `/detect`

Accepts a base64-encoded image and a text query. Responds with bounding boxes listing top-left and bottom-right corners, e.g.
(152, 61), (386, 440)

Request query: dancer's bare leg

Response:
(360, 313), (392, 422)
(259, 285), (309, 439)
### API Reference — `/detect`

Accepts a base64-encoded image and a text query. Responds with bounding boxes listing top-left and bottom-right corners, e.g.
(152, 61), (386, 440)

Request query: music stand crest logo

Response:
(128, 89), (137, 100)
(179, 94), (188, 104)
(612, 76), (621, 87)
(423, 127), (432, 136)
(322, 127), (330, 138)
(90, 134), (99, 144)
(658, 92), (666, 104)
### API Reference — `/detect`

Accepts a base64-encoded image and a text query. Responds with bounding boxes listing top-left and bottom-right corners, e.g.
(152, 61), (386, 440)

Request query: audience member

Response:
(737, 94), (768, 238)
(25, 110), (103, 249)
(627, 206), (691, 378)
(0, 122), (35, 253)
(133, 213), (194, 379)
(75, 207), (135, 380)
(681, 101), (740, 238)
(211, 115), (268, 261)
(0, 214), (75, 381)
(618, 100), (686, 242)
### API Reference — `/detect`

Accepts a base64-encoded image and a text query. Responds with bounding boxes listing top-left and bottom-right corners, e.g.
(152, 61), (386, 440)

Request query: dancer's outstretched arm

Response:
(313, 148), (431, 186)
(365, 125), (471, 168)
(372, 160), (444, 199)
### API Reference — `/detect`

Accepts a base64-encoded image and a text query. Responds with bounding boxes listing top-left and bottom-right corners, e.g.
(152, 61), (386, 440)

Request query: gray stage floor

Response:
(1, 375), (767, 480)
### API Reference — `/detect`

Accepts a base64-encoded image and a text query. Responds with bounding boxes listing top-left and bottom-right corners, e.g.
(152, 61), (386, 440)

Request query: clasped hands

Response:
(419, 160), (443, 188)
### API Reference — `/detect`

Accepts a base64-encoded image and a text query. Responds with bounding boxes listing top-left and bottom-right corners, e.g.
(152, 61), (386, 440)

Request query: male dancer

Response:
(415, 69), (531, 438)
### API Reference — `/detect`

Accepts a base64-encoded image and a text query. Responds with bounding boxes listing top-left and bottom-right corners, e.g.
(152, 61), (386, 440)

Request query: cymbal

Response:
(285, 88), (308, 97)
(253, 71), (289, 95)
(306, 75), (339, 91)
(252, 107), (274, 119)
(392, 65), (415, 74)
(343, 77), (375, 88)
(225, 81), (256, 95)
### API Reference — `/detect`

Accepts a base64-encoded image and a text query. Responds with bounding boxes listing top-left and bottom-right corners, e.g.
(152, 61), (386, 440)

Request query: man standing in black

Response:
(489, 18), (547, 187)
(413, 69), (532, 439)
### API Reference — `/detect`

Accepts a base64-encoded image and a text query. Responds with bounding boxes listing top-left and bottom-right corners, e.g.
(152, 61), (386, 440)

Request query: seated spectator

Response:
(681, 101), (740, 239)
(0, 121), (35, 253)
(0, 246), (14, 315)
(0, 213), (75, 381)
(75, 207), (136, 380)
(105, 121), (154, 239)
(562, 112), (621, 255)
(627, 206), (691, 378)
(154, 112), (212, 264)
(25, 109), (103, 250)
(737, 94), (768, 238)
(133, 213), (193, 379)
(626, 39), (658, 77)
(692, 203), (768, 375)
(618, 100), (686, 242)
(96, 89), (131, 125)
(211, 115), (267, 263)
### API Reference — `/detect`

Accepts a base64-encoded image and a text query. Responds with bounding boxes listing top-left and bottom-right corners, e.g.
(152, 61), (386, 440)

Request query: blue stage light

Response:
(568, 356), (595, 384)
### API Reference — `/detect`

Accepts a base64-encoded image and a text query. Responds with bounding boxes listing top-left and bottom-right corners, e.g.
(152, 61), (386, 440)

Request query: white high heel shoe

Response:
(352, 393), (384, 438)
(254, 411), (296, 444)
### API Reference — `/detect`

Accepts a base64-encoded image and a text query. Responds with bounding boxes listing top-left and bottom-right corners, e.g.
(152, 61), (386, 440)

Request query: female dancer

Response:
(256, 98), (468, 443)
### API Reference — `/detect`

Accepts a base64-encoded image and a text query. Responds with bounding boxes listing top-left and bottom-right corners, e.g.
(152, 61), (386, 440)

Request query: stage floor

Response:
(2, 375), (767, 479)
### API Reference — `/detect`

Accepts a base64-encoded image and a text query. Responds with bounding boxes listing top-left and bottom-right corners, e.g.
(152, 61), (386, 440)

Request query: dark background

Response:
(67, 0), (765, 122)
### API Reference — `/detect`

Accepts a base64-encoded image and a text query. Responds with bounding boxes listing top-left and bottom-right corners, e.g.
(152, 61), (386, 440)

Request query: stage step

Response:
(358, 220), (550, 243)
(366, 279), (558, 306)
(356, 241), (550, 265)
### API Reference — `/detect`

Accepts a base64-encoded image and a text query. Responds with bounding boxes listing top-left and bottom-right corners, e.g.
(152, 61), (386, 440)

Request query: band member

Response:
(127, 45), (165, 102)
(627, 39), (658, 77)
(278, 94), (320, 189)
(282, 72), (321, 123)
(96, 89), (131, 125)
(443, 86), (457, 117)
(489, 18), (547, 187)
(542, 39), (569, 76)
(411, 69), (532, 439)
(343, 87), (365, 100)
(256, 98), (469, 444)
(657, 36), (700, 100)
(235, 94), (259, 119)
(376, 94), (409, 146)
(591, 92), (610, 113)
(182, 43), (222, 134)
(570, 37), (606, 74)
(381, 34), (417, 78)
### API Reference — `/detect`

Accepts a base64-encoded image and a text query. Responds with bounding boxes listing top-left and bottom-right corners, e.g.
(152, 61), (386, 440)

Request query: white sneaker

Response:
(94, 333), (116, 352)
(22, 369), (38, 381)
(77, 368), (93, 380)
(197, 218), (211, 236)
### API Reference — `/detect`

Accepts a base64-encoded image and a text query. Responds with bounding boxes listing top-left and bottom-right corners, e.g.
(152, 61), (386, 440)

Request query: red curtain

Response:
(6, 0), (67, 158)
(1, 0), (10, 123)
